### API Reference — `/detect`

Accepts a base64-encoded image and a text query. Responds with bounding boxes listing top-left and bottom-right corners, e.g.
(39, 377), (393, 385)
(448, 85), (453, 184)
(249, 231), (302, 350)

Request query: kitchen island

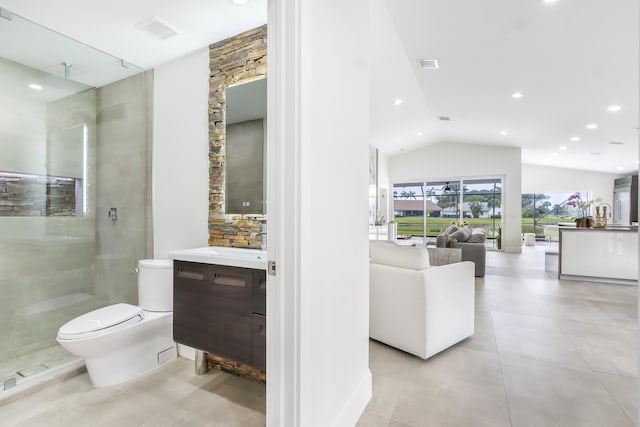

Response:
(559, 226), (638, 285)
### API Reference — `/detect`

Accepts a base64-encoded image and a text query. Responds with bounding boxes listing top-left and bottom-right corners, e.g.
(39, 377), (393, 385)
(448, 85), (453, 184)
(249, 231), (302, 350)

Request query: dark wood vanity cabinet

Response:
(173, 261), (266, 371)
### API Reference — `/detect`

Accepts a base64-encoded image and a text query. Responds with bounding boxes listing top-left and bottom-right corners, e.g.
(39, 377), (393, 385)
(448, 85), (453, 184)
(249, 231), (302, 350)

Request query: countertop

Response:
(559, 226), (638, 232)
(168, 246), (267, 270)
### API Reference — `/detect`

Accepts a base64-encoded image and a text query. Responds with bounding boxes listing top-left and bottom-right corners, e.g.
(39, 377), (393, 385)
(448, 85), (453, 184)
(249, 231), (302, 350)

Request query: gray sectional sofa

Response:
(436, 225), (487, 277)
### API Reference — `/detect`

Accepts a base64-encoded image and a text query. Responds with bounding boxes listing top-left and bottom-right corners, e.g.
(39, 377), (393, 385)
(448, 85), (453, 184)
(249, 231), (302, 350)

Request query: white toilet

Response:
(57, 259), (177, 387)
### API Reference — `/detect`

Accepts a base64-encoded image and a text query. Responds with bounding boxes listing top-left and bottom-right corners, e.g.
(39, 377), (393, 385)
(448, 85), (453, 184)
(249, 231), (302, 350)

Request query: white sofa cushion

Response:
(370, 242), (430, 270)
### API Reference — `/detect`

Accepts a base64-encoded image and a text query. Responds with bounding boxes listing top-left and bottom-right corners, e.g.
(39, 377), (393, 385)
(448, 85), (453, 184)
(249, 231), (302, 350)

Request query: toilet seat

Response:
(57, 303), (144, 340)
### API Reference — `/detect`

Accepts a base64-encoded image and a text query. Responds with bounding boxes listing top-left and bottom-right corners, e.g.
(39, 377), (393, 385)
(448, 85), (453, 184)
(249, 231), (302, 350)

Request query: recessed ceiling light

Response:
(636, 160), (640, 165)
(500, 130), (507, 136)
(607, 105), (621, 112)
(586, 123), (598, 130)
(511, 92), (524, 99)
(570, 136), (581, 142)
(28, 83), (42, 90)
(231, 0), (249, 4)
(417, 131), (423, 136)
(544, 159), (552, 164)
(543, 0), (559, 3)
(417, 59), (439, 70)
(617, 166), (625, 170)
(559, 146), (568, 151)
(394, 99), (403, 106)
(551, 152), (558, 157)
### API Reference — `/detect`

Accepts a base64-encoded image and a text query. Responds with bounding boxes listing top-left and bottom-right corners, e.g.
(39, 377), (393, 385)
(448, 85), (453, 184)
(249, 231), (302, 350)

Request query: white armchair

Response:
(369, 242), (475, 359)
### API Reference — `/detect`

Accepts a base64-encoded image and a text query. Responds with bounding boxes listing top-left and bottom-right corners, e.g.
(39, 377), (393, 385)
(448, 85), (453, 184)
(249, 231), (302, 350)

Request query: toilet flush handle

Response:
(134, 267), (139, 273)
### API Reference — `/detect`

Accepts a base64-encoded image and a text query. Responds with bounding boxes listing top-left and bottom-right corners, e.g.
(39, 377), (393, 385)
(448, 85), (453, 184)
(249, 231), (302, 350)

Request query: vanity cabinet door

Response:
(252, 314), (266, 371)
(173, 261), (209, 349)
(252, 270), (266, 316)
(207, 265), (254, 365)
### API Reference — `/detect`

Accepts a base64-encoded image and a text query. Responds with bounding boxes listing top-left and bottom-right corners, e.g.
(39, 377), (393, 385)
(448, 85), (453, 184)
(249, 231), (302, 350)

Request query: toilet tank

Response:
(138, 259), (173, 312)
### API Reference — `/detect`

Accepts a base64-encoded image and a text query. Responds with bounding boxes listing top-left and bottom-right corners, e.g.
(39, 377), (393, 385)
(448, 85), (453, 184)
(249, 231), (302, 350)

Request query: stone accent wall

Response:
(208, 25), (267, 248)
(207, 354), (266, 384)
(0, 173), (77, 216)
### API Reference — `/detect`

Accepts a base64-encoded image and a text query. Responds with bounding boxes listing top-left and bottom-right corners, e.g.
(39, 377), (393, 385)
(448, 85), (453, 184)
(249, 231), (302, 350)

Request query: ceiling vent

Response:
(136, 16), (181, 41)
(609, 141), (624, 145)
(438, 116), (451, 121)
(418, 59), (439, 70)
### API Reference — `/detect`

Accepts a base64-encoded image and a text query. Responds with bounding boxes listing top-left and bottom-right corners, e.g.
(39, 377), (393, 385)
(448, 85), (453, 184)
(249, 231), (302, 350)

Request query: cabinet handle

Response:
(213, 274), (246, 287)
(260, 278), (266, 290)
(177, 268), (205, 280)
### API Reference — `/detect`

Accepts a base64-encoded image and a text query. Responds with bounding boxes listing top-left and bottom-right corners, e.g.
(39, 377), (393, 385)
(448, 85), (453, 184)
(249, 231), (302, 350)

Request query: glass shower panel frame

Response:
(0, 9), (149, 393)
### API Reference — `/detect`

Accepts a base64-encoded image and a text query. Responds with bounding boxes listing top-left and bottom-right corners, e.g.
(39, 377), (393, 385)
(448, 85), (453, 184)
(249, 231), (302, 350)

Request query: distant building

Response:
(394, 199), (442, 217)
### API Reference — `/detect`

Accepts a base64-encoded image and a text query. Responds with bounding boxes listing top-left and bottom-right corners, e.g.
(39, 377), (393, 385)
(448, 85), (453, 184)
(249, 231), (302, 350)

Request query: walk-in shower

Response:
(0, 8), (152, 397)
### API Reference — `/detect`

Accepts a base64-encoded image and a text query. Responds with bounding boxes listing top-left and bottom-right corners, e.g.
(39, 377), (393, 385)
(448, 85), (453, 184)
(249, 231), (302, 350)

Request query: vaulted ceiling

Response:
(2, 0), (637, 174)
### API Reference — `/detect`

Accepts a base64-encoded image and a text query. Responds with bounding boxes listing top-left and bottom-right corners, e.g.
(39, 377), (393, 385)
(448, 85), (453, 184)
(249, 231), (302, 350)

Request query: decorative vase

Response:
(576, 218), (587, 228)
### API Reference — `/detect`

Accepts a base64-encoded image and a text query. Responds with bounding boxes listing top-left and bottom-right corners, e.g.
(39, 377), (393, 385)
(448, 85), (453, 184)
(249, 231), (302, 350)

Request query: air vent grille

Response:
(136, 16), (181, 41)
(418, 59), (439, 70)
(438, 116), (451, 121)
(609, 141), (624, 145)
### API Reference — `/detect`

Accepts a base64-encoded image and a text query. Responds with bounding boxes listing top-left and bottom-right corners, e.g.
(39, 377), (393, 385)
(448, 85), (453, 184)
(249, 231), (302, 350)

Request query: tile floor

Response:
(0, 246), (636, 427)
(358, 246), (638, 427)
(0, 358), (266, 427)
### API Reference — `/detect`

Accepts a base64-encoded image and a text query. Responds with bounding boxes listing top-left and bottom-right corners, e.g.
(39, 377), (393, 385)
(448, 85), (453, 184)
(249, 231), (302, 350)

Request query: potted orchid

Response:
(566, 193), (593, 227)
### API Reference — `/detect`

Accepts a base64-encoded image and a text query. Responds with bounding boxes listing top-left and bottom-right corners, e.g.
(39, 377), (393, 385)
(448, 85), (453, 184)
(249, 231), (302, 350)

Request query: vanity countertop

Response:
(168, 246), (267, 270)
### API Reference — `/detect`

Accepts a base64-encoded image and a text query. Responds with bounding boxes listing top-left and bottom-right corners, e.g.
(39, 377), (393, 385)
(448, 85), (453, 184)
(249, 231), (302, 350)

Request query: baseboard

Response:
(176, 343), (195, 360)
(330, 369), (372, 427)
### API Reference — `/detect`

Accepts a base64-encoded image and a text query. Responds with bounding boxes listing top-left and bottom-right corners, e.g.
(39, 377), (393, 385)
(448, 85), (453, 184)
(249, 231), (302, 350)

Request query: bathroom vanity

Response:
(169, 247), (267, 377)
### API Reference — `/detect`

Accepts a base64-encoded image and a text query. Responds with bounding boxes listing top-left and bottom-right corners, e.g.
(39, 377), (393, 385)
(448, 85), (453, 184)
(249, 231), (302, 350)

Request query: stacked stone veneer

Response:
(0, 174), (77, 216)
(208, 25), (267, 249)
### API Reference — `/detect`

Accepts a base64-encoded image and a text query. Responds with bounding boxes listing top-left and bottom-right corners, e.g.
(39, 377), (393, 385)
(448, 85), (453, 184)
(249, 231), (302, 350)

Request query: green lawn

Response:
(395, 216), (573, 237)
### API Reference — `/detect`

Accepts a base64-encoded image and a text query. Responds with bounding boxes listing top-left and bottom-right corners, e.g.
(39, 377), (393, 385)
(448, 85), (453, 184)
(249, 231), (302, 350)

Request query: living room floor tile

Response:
(460, 310), (498, 353)
(501, 355), (634, 427)
(492, 311), (590, 370)
(595, 372), (639, 426)
(557, 319), (639, 378)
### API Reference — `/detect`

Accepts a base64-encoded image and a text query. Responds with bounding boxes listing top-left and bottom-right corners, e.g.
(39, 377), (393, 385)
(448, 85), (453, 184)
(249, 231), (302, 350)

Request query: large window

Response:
(522, 191), (588, 241)
(394, 177), (502, 248)
(392, 182), (425, 238)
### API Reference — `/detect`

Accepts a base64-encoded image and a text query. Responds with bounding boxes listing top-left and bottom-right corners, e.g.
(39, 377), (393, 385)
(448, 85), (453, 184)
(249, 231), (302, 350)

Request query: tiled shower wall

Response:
(0, 57), (152, 364)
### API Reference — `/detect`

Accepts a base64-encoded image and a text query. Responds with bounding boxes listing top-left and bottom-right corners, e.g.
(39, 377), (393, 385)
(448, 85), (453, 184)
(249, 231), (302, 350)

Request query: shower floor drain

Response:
(3, 377), (17, 391)
(17, 364), (48, 378)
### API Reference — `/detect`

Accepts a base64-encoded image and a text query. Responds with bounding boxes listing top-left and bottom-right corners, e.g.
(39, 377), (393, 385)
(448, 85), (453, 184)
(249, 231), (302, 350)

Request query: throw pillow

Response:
(443, 224), (458, 235)
(450, 227), (472, 242)
(467, 230), (487, 243)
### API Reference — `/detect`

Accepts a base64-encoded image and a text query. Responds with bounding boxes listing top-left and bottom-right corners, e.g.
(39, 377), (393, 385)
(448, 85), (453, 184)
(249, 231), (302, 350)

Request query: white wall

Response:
(522, 163), (620, 207)
(152, 48), (210, 258)
(389, 142), (522, 253)
(268, 0), (372, 422)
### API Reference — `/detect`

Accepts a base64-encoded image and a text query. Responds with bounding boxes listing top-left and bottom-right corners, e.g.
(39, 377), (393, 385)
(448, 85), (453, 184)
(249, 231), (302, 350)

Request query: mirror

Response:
(225, 78), (267, 214)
